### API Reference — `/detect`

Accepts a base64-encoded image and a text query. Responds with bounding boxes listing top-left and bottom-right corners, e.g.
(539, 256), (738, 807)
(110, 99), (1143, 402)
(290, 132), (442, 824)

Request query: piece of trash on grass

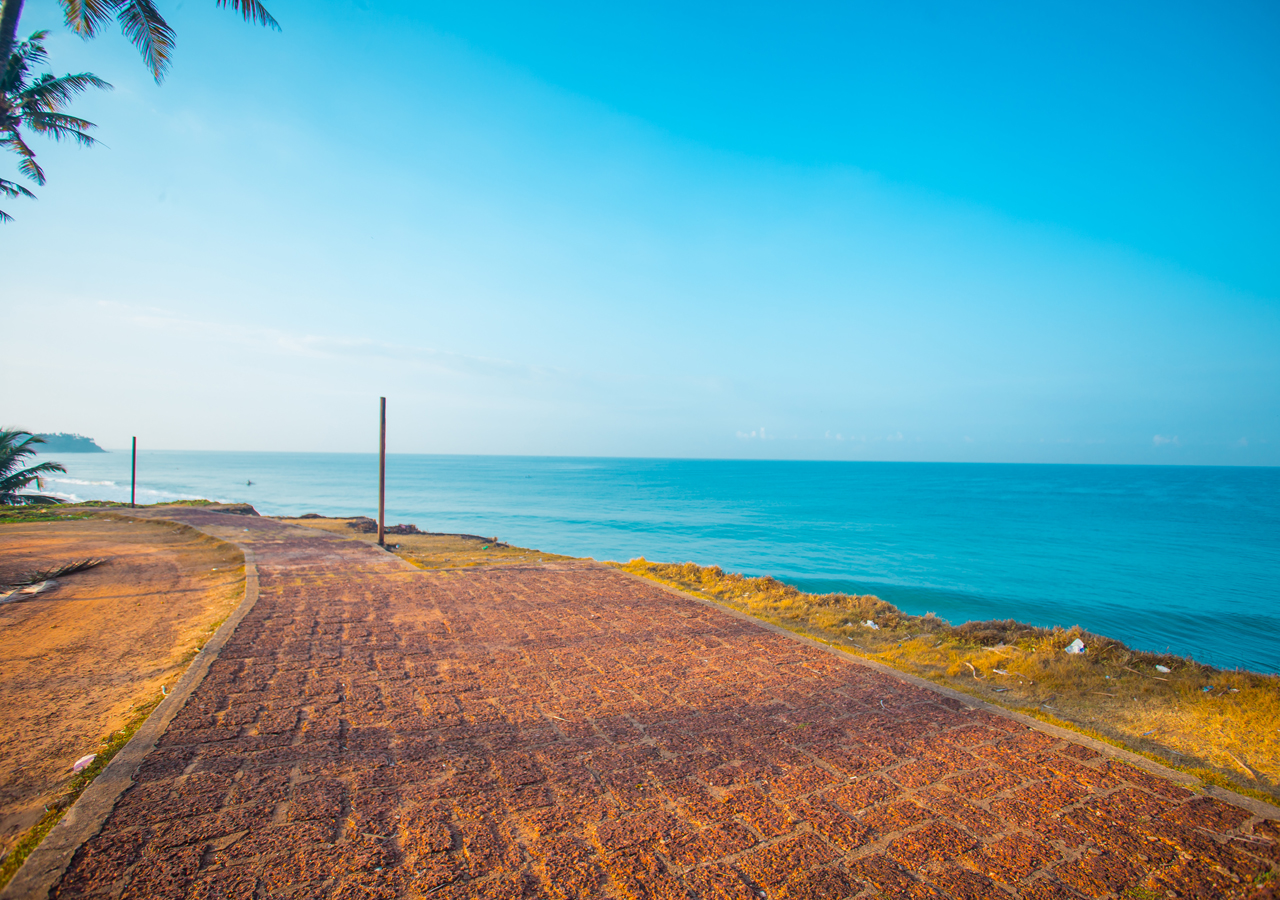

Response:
(993, 669), (1010, 675)
(1064, 638), (1086, 654)
(1201, 685), (1214, 692)
(862, 620), (879, 630)
(1155, 664), (1171, 673)
(72, 754), (96, 773)
(1141, 731), (1154, 736)
(993, 688), (1010, 693)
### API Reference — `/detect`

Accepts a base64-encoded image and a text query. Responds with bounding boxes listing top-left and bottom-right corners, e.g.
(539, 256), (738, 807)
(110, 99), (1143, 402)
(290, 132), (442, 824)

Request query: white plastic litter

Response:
(72, 754), (96, 773)
(1064, 638), (1087, 654)
(1155, 665), (1171, 673)
(992, 669), (1010, 675)
(862, 620), (879, 630)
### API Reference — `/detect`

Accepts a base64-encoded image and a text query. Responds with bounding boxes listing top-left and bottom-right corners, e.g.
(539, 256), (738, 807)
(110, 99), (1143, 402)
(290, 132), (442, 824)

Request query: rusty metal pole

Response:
(377, 397), (386, 547)
(130, 436), (137, 508)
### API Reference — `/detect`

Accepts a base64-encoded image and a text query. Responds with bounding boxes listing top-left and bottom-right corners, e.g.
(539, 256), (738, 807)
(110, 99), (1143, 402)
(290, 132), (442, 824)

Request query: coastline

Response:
(38, 452), (1280, 674)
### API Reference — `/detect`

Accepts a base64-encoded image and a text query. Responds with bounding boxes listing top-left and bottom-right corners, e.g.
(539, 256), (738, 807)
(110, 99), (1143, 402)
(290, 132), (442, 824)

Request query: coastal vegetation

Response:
(0, 429), (65, 504)
(614, 558), (1280, 805)
(33, 432), (104, 452)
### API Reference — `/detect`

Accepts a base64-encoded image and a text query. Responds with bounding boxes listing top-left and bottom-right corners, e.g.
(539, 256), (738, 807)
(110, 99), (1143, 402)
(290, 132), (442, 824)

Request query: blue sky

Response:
(3, 0), (1277, 463)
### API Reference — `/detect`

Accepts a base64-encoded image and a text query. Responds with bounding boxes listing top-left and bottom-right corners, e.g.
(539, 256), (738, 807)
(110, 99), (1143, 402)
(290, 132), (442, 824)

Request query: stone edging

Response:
(0, 545), (261, 900)
(608, 566), (1280, 822)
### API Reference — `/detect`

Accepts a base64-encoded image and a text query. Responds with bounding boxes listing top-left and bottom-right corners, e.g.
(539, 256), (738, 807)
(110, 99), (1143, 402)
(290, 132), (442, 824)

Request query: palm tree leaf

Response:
(20, 73), (113, 110)
(217, 0), (279, 31)
(0, 134), (47, 185)
(115, 0), (175, 81)
(62, 0), (121, 38)
(0, 177), (36, 200)
(24, 113), (100, 146)
(3, 32), (50, 93)
(0, 430), (68, 505)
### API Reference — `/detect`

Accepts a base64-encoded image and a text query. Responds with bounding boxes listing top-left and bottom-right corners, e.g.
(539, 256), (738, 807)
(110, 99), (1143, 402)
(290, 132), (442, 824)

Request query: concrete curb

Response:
(609, 566), (1280, 823)
(1, 546), (260, 900)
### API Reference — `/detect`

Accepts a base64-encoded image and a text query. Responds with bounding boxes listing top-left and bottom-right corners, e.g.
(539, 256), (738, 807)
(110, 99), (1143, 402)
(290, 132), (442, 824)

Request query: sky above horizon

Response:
(3, 0), (1277, 464)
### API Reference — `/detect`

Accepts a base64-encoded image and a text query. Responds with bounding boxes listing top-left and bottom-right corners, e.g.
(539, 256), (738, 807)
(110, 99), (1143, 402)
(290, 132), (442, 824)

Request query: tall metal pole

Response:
(130, 437), (137, 508)
(377, 397), (386, 547)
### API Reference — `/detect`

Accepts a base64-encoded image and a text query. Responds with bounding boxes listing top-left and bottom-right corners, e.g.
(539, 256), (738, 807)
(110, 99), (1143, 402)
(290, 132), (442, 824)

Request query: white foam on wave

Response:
(21, 484), (220, 504)
(48, 476), (117, 487)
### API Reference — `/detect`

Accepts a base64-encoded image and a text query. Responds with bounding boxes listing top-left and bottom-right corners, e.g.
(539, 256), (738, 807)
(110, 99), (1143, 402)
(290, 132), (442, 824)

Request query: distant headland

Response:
(36, 433), (106, 453)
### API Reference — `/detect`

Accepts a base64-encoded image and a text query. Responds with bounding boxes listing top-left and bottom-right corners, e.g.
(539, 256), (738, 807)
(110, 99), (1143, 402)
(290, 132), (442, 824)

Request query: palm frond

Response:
(0, 460), (69, 493)
(23, 112), (100, 146)
(3, 31), (50, 93)
(217, 0), (279, 31)
(0, 176), (36, 199)
(0, 430), (68, 506)
(1, 134), (46, 184)
(62, 0), (120, 38)
(20, 72), (112, 111)
(115, 0), (174, 81)
(12, 558), (108, 585)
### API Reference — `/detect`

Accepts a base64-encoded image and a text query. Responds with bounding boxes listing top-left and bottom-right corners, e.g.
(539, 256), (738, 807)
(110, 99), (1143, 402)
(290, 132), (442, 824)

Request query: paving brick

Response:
(885, 820), (981, 866)
(960, 832), (1057, 884)
(45, 511), (1273, 900)
(736, 832), (837, 892)
(724, 786), (795, 838)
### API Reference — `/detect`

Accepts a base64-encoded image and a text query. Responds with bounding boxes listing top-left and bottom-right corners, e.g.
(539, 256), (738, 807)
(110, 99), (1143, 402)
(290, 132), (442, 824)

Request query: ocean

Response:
(39, 451), (1280, 674)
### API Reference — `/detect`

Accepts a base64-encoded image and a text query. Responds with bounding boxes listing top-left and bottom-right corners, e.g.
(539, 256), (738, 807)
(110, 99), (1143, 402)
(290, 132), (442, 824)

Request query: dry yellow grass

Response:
(279, 516), (571, 570)
(613, 558), (1280, 804)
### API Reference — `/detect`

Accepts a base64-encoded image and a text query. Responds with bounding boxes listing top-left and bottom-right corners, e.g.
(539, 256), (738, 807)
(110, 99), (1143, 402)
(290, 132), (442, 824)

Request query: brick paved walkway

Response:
(52, 511), (1277, 899)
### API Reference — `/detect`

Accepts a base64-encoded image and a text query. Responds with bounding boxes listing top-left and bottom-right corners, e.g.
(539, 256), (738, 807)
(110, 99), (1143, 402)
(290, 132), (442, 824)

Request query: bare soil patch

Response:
(0, 516), (244, 863)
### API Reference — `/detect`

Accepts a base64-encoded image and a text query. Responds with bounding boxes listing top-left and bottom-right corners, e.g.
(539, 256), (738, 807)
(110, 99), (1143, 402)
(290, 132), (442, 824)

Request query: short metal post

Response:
(130, 437), (137, 508)
(377, 397), (386, 547)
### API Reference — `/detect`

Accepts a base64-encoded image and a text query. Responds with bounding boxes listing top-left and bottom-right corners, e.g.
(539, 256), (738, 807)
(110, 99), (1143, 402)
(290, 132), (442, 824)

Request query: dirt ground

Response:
(0, 516), (245, 862)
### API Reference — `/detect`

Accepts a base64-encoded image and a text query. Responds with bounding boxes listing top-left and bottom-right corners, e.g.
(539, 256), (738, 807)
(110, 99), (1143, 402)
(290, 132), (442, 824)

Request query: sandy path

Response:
(0, 518), (244, 863)
(49, 510), (1278, 899)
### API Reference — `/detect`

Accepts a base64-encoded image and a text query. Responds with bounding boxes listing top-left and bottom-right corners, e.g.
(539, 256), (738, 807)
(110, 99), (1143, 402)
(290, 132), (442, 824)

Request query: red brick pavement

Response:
(50, 511), (1278, 899)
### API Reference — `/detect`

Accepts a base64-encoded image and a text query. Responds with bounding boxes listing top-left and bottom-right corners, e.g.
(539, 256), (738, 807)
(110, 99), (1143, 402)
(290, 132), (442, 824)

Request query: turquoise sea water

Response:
(41, 451), (1280, 674)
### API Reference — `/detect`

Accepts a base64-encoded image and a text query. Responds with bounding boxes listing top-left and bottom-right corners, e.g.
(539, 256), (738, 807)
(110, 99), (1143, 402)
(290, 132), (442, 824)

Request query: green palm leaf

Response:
(20, 71), (111, 110)
(1, 31), (110, 217)
(61, 0), (118, 38)
(23, 111), (99, 146)
(1, 132), (45, 183)
(0, 174), (35, 221)
(115, 0), (174, 81)
(217, 0), (278, 31)
(0, 430), (67, 506)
